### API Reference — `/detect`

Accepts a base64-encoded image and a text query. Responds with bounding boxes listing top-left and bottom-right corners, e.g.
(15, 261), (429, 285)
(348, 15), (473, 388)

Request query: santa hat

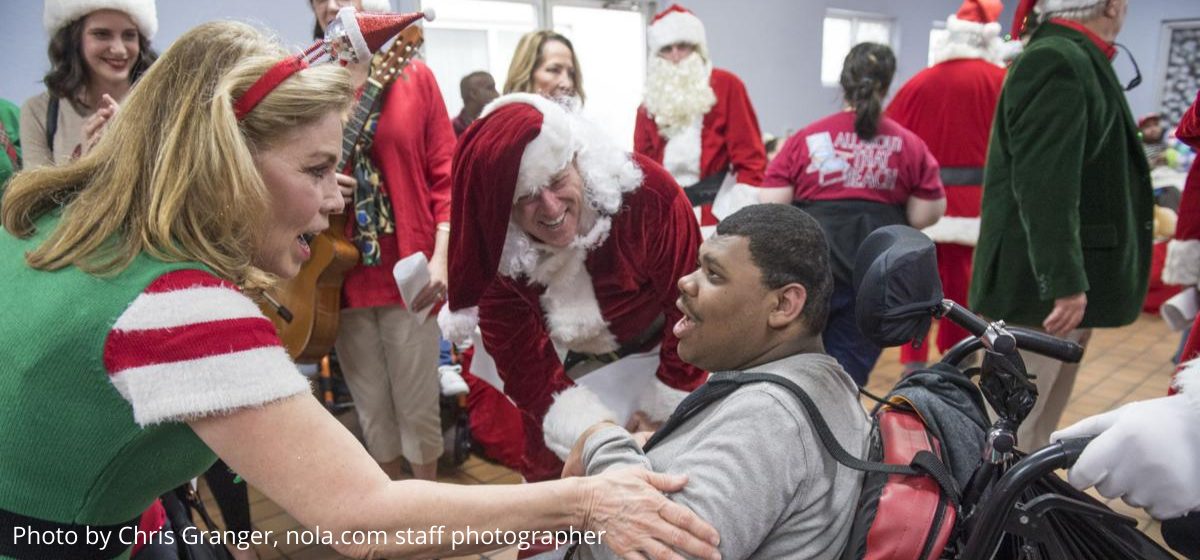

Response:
(1138, 112), (1162, 128)
(933, 0), (1005, 65)
(647, 5), (708, 61)
(437, 94), (577, 343)
(44, 0), (157, 39)
(360, 0), (391, 13)
(1164, 90), (1200, 287)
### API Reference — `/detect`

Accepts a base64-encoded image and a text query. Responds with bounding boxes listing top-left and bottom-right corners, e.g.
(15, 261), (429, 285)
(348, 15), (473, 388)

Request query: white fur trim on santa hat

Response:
(648, 9), (708, 60)
(1172, 359), (1200, 410)
(44, 0), (157, 38)
(438, 304), (479, 345)
(543, 385), (619, 460)
(932, 15), (1004, 65)
(481, 93), (577, 201)
(921, 216), (981, 246)
(637, 378), (693, 422)
(360, 0), (391, 12)
(1163, 239), (1200, 287)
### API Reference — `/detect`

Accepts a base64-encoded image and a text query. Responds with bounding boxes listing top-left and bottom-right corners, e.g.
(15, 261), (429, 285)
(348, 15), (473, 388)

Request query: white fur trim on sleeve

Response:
(1173, 359), (1200, 410)
(637, 378), (692, 422)
(1163, 239), (1200, 286)
(921, 216), (981, 246)
(543, 385), (619, 460)
(112, 347), (311, 426)
(438, 305), (479, 345)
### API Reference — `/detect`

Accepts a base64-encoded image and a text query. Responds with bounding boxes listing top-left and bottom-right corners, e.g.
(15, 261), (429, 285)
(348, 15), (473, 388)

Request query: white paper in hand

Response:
(393, 252), (433, 323)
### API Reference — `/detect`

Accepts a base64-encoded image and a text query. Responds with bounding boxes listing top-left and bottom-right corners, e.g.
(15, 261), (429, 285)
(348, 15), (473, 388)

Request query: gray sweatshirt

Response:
(575, 352), (870, 560)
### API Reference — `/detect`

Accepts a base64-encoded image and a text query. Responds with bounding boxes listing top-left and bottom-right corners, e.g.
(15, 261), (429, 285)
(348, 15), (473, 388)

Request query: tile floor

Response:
(201, 313), (1186, 560)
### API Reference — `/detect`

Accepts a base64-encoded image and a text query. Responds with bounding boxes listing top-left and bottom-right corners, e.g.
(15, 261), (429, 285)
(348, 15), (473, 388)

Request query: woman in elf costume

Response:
(0, 16), (719, 560)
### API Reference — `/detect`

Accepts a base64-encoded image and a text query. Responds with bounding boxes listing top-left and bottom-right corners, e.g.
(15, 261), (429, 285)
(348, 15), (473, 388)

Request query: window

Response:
(419, 0), (647, 148)
(553, 5), (645, 149)
(420, 0), (538, 119)
(821, 10), (895, 86)
(928, 21), (948, 67)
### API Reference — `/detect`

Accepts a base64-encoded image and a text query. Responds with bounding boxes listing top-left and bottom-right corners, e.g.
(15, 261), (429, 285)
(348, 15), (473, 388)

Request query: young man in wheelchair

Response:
(558, 204), (871, 560)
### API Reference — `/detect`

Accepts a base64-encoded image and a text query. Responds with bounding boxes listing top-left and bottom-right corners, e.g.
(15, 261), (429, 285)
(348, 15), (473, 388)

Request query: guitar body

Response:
(258, 27), (424, 362)
(264, 213), (359, 363)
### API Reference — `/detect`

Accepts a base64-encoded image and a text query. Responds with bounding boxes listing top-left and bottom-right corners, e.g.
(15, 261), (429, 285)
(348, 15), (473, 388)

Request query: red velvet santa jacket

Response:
(476, 154), (706, 478)
(634, 68), (767, 189)
(887, 58), (1005, 245)
(1164, 89), (1200, 287)
(342, 60), (456, 309)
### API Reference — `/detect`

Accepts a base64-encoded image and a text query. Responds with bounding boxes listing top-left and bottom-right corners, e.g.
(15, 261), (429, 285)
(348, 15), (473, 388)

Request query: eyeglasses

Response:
(1114, 42), (1142, 91)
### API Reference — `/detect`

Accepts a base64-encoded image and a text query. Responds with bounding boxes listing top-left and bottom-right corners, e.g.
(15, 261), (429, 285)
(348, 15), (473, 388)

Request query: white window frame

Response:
(928, 20), (947, 68)
(821, 9), (898, 87)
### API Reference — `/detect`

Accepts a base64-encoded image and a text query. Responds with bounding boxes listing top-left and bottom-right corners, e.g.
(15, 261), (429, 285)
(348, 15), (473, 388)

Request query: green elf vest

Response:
(0, 214), (218, 560)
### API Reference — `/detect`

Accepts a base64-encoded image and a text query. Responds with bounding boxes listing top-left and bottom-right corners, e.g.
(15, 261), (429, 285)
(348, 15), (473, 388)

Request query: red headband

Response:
(233, 54), (309, 121)
(232, 7), (433, 121)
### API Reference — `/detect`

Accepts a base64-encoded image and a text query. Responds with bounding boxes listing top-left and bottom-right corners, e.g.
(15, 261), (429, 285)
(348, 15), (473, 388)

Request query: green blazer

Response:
(969, 22), (1152, 328)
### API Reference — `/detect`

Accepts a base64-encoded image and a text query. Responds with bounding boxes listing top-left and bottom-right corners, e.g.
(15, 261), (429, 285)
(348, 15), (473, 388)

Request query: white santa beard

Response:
(643, 53), (717, 138)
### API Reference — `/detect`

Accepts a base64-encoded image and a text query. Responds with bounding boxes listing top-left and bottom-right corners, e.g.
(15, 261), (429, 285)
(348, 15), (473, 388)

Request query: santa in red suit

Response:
(634, 4), (767, 237)
(885, 0), (1008, 367)
(1165, 88), (1200, 381)
(439, 94), (707, 481)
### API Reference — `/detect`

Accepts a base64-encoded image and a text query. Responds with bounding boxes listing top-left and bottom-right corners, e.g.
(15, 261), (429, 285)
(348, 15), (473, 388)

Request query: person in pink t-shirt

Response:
(758, 43), (945, 385)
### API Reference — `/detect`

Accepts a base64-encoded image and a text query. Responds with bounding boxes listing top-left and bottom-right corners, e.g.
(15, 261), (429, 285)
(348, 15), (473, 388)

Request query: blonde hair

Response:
(2, 21), (353, 289)
(503, 30), (586, 104)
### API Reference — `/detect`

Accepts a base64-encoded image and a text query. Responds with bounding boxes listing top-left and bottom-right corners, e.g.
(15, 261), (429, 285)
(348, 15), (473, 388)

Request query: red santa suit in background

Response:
(634, 4), (766, 237)
(885, 0), (1007, 365)
(439, 94), (706, 481)
(1165, 88), (1200, 387)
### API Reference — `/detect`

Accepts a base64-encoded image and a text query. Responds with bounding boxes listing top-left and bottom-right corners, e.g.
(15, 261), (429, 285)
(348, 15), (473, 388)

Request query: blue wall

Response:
(1, 0), (1196, 137)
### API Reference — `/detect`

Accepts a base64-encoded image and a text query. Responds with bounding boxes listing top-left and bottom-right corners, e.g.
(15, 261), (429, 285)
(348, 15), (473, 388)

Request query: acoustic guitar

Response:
(260, 26), (425, 363)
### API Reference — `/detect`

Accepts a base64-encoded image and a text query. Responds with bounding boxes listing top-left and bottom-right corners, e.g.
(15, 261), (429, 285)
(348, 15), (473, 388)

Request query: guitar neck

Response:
(341, 77), (385, 166)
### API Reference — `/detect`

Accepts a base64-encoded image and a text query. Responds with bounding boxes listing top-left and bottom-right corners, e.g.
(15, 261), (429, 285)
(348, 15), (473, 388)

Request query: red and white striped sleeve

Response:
(104, 269), (311, 426)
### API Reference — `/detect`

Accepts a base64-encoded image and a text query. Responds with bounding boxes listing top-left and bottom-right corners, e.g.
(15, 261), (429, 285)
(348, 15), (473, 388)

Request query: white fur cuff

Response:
(438, 305), (479, 345)
(543, 386), (619, 460)
(1173, 359), (1200, 410)
(637, 378), (692, 422)
(1163, 239), (1200, 286)
(921, 216), (981, 246)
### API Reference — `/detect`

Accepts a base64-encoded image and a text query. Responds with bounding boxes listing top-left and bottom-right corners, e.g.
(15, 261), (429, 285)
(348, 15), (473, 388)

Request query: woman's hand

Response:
(81, 94), (119, 155)
(580, 469), (721, 560)
(410, 256), (447, 312)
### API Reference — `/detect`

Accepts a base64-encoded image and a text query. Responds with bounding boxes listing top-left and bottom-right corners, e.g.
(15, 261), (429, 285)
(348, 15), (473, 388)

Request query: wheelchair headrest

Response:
(853, 225), (944, 348)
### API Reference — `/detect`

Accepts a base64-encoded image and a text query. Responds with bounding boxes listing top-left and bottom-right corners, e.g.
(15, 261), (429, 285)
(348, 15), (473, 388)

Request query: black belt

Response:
(0, 506), (137, 560)
(562, 313), (666, 373)
(939, 166), (985, 187)
(681, 171), (727, 206)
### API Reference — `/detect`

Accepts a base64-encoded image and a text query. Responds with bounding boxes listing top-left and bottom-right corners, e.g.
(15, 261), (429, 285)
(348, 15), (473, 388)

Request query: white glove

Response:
(1051, 394), (1200, 519)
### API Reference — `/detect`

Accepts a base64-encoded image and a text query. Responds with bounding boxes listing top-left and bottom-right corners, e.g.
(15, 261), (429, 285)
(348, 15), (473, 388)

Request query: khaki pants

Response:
(1015, 327), (1093, 450)
(336, 306), (443, 465)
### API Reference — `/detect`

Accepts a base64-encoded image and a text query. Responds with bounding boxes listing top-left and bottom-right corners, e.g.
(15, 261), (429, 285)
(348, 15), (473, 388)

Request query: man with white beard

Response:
(635, 4), (767, 237)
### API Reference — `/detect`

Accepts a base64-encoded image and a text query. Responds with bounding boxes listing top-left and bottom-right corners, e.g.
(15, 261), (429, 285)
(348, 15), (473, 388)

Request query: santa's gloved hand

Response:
(1051, 394), (1200, 519)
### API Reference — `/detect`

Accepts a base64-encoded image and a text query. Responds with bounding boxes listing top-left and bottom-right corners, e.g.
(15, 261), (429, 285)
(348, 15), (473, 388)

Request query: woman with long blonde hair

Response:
(505, 30), (585, 103)
(0, 20), (719, 560)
